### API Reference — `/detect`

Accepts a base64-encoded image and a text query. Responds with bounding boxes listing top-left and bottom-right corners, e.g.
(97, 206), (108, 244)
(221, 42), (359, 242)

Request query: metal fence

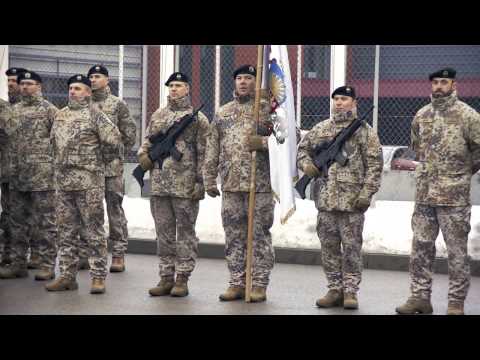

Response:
(8, 45), (144, 156)
(8, 45), (480, 158)
(347, 45), (480, 146)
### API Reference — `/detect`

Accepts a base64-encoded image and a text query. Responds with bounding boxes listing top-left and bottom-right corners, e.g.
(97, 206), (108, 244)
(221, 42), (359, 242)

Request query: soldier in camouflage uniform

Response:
(0, 71), (59, 281)
(0, 97), (11, 265)
(297, 86), (383, 310)
(396, 68), (480, 315)
(74, 65), (136, 273)
(45, 74), (122, 294)
(138, 72), (209, 297)
(0, 68), (27, 267)
(203, 65), (275, 303)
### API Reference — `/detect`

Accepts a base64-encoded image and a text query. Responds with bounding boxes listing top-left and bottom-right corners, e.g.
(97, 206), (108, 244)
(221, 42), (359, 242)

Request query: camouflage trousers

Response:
(9, 189), (57, 270)
(222, 191), (275, 288)
(317, 210), (365, 294)
(410, 204), (471, 302)
(78, 175), (128, 259)
(150, 196), (199, 278)
(57, 188), (108, 280)
(0, 182), (12, 262)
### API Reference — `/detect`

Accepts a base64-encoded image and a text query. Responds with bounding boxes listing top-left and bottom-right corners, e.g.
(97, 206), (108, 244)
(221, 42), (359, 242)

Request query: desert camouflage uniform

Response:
(77, 86), (136, 260)
(409, 90), (480, 302)
(297, 109), (383, 294)
(138, 95), (209, 278)
(7, 94), (58, 271)
(51, 98), (122, 280)
(0, 96), (19, 264)
(204, 91), (275, 288)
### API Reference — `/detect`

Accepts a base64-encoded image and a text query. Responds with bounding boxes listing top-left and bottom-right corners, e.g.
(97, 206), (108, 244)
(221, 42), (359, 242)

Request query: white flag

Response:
(268, 45), (298, 224)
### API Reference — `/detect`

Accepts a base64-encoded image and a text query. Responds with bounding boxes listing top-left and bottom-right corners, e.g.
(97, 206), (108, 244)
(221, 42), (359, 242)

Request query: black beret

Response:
(429, 67), (456, 81)
(87, 65), (109, 77)
(17, 71), (42, 84)
(165, 72), (189, 86)
(67, 74), (91, 88)
(331, 85), (356, 99)
(5, 67), (28, 77)
(233, 65), (256, 79)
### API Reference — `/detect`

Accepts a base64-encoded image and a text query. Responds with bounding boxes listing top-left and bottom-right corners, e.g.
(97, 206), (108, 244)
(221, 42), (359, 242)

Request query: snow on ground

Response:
(117, 194), (480, 260)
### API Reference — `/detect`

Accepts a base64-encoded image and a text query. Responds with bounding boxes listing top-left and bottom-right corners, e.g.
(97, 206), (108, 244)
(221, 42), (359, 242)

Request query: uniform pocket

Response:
(336, 170), (363, 209)
(67, 154), (98, 165)
(25, 153), (53, 164)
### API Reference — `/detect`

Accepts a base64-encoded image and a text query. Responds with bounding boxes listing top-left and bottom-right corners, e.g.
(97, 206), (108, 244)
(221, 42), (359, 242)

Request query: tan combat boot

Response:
(395, 297), (433, 314)
(219, 286), (246, 301)
(0, 264), (28, 279)
(170, 274), (189, 297)
(78, 258), (90, 270)
(344, 293), (359, 309)
(250, 286), (267, 303)
(447, 301), (464, 315)
(90, 278), (106, 294)
(109, 256), (125, 273)
(316, 289), (344, 308)
(35, 268), (55, 281)
(27, 255), (41, 270)
(149, 276), (174, 296)
(45, 277), (79, 291)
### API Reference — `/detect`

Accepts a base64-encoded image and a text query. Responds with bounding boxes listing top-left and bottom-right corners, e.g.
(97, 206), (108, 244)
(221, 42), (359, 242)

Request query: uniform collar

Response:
(167, 95), (192, 111)
(92, 85), (111, 102)
(431, 90), (457, 112)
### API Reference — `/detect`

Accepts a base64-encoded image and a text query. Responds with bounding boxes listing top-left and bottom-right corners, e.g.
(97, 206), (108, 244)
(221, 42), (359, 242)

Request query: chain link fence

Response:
(300, 45), (331, 130)
(8, 45), (144, 161)
(346, 45), (480, 146)
(346, 45), (376, 129)
(8, 45), (480, 156)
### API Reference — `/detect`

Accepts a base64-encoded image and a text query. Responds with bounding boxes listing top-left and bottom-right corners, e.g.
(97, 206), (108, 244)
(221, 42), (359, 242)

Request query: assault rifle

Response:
(133, 104), (204, 188)
(294, 106), (374, 199)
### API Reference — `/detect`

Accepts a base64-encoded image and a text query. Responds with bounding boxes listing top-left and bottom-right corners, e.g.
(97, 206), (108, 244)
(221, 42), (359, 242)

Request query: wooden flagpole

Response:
(245, 45), (265, 302)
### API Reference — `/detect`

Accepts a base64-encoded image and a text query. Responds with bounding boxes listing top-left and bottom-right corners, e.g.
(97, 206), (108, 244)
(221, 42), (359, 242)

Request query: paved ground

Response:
(1, 254), (479, 315)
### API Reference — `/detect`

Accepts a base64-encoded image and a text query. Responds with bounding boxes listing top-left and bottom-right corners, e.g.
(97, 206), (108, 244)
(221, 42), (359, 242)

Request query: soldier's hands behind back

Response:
(206, 186), (220, 198)
(138, 152), (153, 171)
(303, 163), (321, 178)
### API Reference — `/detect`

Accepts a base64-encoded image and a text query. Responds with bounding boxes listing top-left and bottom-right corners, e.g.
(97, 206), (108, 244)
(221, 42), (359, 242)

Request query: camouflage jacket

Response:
(411, 91), (480, 206)
(138, 95), (209, 199)
(8, 94), (58, 191)
(91, 86), (136, 177)
(297, 110), (383, 212)
(51, 98), (122, 191)
(0, 99), (11, 182)
(0, 96), (21, 183)
(203, 92), (272, 193)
